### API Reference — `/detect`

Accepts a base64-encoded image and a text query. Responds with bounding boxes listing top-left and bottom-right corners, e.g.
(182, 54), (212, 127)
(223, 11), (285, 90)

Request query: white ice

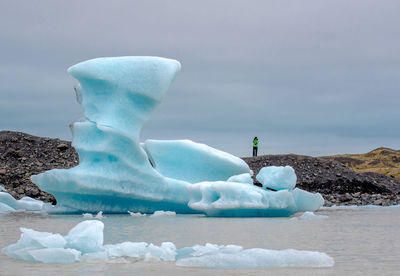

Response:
(291, 211), (328, 220)
(176, 245), (334, 269)
(150, 210), (176, 217)
(3, 220), (334, 268)
(256, 166), (297, 190)
(0, 192), (46, 213)
(127, 211), (146, 217)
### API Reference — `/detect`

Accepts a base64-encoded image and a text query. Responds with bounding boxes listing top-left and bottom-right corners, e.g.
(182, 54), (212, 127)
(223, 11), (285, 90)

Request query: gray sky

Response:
(1, 0), (399, 157)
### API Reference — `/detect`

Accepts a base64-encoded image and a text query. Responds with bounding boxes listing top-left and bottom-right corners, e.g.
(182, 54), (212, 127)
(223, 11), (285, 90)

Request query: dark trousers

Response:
(253, 147), (258, 157)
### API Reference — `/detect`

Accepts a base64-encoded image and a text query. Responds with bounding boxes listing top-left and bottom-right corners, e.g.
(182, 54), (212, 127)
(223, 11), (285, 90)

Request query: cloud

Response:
(1, 0), (399, 156)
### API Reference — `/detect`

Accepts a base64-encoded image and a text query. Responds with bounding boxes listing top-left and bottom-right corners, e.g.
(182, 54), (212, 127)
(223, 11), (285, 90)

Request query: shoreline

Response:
(1, 130), (399, 207)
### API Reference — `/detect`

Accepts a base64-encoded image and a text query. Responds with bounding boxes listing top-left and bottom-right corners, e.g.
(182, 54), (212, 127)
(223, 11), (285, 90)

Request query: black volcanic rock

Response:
(243, 154), (400, 195)
(0, 131), (79, 204)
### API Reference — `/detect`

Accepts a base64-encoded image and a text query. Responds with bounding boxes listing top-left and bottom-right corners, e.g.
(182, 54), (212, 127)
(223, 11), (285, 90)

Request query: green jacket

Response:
(253, 139), (259, 147)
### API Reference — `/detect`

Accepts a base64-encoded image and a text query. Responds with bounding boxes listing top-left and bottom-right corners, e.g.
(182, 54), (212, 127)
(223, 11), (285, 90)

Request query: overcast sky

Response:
(1, 0), (399, 157)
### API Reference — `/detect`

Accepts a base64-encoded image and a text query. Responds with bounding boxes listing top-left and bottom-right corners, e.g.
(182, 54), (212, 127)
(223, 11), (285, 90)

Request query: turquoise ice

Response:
(2, 220), (334, 268)
(27, 56), (324, 216)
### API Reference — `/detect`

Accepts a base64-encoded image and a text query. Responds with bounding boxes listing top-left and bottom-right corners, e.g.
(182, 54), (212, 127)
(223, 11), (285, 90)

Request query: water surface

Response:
(1, 209), (399, 275)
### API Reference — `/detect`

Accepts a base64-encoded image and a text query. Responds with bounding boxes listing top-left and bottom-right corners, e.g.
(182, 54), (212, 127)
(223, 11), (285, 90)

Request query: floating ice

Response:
(150, 210), (176, 217)
(3, 220), (334, 268)
(256, 166), (297, 190)
(82, 211), (103, 219)
(176, 244), (334, 269)
(0, 202), (15, 213)
(188, 182), (324, 217)
(0, 192), (46, 213)
(291, 211), (328, 220)
(65, 220), (104, 254)
(20, 56), (323, 216)
(127, 211), (146, 217)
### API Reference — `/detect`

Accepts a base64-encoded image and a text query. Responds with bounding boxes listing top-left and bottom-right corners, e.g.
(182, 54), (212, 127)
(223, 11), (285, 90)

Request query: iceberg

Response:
(2, 220), (334, 268)
(22, 56), (324, 216)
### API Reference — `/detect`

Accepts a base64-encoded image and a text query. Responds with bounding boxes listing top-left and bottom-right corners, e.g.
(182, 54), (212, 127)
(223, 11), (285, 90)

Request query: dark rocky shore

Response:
(0, 131), (78, 204)
(243, 155), (400, 206)
(1, 131), (399, 206)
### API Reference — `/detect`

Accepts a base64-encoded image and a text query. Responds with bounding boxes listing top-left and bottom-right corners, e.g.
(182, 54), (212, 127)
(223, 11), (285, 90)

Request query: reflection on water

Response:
(1, 209), (400, 276)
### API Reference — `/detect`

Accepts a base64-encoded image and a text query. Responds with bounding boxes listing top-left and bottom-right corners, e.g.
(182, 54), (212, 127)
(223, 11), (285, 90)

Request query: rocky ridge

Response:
(1, 131), (399, 207)
(243, 155), (400, 206)
(0, 131), (78, 204)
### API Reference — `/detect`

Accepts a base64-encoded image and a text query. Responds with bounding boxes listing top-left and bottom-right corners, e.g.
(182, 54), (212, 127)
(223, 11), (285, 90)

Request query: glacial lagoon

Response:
(1, 208), (399, 275)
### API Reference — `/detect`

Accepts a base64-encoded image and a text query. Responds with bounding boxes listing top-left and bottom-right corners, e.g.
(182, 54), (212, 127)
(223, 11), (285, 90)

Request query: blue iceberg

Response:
(26, 56), (324, 216)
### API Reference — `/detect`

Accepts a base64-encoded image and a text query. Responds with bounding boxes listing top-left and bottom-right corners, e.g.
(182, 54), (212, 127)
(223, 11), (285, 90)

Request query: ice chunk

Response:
(256, 166), (297, 190)
(292, 188), (324, 211)
(95, 211), (104, 219)
(145, 242), (177, 261)
(128, 211), (146, 216)
(3, 220), (334, 268)
(143, 139), (250, 183)
(104, 242), (148, 258)
(28, 248), (81, 264)
(226, 173), (253, 185)
(19, 228), (66, 249)
(150, 211), (176, 217)
(0, 202), (15, 213)
(188, 181), (324, 217)
(0, 192), (45, 212)
(2, 227), (67, 262)
(176, 247), (334, 269)
(292, 211), (328, 220)
(82, 213), (93, 218)
(65, 220), (103, 253)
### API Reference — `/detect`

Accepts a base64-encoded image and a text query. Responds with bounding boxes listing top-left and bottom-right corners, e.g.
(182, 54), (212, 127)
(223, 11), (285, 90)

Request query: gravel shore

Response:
(1, 131), (399, 207)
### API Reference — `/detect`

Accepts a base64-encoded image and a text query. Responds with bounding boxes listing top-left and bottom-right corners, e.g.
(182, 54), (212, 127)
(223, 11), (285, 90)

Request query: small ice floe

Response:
(127, 211), (146, 217)
(2, 220), (334, 268)
(150, 211), (176, 217)
(82, 211), (103, 219)
(290, 212), (328, 220)
(95, 211), (103, 219)
(0, 192), (46, 214)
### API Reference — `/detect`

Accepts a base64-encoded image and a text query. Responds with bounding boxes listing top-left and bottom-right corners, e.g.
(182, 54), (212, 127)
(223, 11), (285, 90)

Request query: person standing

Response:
(252, 137), (259, 157)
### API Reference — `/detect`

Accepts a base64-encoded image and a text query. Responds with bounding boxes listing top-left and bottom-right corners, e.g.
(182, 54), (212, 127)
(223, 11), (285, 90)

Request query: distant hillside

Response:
(323, 147), (400, 179)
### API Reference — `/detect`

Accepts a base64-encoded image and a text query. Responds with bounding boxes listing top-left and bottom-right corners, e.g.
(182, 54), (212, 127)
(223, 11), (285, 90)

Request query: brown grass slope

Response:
(322, 147), (400, 178)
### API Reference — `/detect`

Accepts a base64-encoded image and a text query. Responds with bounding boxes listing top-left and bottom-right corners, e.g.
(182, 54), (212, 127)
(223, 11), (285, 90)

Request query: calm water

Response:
(1, 209), (399, 276)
